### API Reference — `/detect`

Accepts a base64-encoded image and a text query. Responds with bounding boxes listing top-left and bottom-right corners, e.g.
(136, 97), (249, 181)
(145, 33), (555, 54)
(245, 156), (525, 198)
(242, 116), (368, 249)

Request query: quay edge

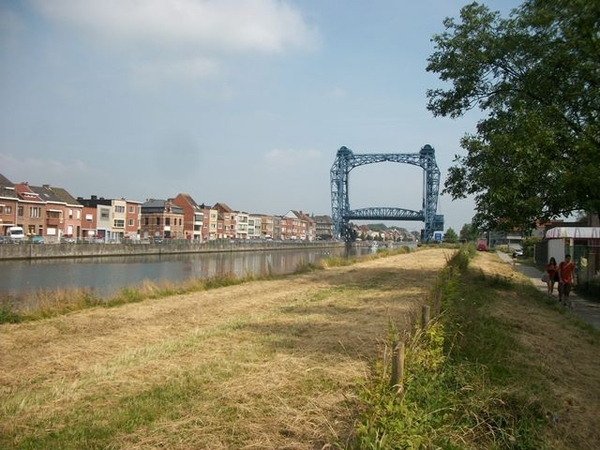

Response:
(0, 240), (347, 261)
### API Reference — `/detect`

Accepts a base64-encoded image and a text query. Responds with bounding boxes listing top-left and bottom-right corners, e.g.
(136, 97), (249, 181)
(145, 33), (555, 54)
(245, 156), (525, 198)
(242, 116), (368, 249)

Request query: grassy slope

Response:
(468, 251), (600, 449)
(1, 248), (598, 449)
(0, 248), (448, 449)
(349, 249), (600, 449)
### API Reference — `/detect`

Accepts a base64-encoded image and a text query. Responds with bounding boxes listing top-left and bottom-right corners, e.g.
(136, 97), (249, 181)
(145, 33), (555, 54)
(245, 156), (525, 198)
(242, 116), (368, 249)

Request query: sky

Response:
(0, 0), (521, 233)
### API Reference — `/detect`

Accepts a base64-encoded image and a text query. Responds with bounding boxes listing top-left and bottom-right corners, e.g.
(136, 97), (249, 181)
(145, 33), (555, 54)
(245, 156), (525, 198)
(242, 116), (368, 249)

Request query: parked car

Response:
(0, 236), (7, 244)
(7, 226), (25, 243)
(512, 248), (523, 258)
(29, 235), (44, 244)
(90, 233), (105, 243)
(476, 240), (488, 251)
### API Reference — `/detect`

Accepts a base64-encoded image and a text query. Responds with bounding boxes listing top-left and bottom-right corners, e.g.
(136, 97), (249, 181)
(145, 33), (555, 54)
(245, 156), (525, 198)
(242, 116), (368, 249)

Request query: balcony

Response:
(46, 217), (61, 226)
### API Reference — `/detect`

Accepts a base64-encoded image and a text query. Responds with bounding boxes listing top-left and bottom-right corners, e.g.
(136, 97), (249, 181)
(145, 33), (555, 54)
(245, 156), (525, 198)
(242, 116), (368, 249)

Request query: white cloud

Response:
(30, 0), (319, 54)
(130, 57), (220, 88)
(264, 148), (322, 167)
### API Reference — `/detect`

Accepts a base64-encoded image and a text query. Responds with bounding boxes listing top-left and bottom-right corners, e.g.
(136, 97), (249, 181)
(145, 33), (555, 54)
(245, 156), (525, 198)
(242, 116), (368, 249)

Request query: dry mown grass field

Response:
(1, 247), (599, 449)
(1, 248), (450, 449)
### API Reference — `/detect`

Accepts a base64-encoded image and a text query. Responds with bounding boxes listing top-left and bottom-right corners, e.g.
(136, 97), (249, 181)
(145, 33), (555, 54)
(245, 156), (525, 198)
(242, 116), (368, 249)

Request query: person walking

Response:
(558, 254), (575, 307)
(545, 257), (558, 296)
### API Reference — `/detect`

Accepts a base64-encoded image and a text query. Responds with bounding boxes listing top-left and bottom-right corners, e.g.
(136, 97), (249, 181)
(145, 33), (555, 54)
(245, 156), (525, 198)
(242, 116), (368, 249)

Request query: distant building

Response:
(0, 175), (85, 240)
(124, 200), (142, 240)
(172, 193), (204, 241)
(259, 214), (274, 239)
(313, 215), (333, 240)
(272, 215), (282, 240)
(78, 195), (141, 241)
(47, 185), (85, 239)
(14, 182), (46, 237)
(0, 178), (19, 236)
(0, 172), (336, 243)
(233, 210), (249, 240)
(213, 202), (235, 239)
(77, 196), (111, 241)
(247, 214), (262, 239)
(282, 210), (316, 241)
(30, 184), (83, 241)
(200, 204), (218, 241)
(140, 199), (184, 240)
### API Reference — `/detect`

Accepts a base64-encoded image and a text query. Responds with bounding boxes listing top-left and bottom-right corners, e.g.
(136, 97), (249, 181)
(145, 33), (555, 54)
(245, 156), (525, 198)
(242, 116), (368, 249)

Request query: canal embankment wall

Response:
(0, 241), (346, 261)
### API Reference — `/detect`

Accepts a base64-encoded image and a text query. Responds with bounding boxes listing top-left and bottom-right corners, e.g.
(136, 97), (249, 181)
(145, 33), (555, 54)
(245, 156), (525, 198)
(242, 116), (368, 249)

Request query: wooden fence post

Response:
(421, 304), (431, 329)
(390, 341), (405, 395)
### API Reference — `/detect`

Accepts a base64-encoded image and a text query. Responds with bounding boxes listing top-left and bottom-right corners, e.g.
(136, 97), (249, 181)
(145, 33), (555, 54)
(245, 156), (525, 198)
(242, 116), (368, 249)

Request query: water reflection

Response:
(0, 246), (372, 299)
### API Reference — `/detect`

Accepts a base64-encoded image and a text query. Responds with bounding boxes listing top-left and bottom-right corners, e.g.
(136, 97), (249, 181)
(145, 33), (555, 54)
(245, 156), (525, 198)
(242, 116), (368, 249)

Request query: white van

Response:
(7, 226), (25, 242)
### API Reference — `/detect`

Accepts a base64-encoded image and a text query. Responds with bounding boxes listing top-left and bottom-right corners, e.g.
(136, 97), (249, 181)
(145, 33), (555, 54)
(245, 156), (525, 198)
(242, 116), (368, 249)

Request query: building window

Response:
(100, 209), (109, 220)
(85, 214), (93, 222)
(115, 205), (125, 213)
(145, 217), (149, 226)
(18, 206), (23, 217)
(156, 217), (160, 226)
(29, 206), (41, 218)
(129, 205), (135, 213)
(128, 219), (134, 227)
(165, 217), (171, 226)
(113, 219), (125, 228)
(68, 209), (73, 219)
(5, 206), (11, 215)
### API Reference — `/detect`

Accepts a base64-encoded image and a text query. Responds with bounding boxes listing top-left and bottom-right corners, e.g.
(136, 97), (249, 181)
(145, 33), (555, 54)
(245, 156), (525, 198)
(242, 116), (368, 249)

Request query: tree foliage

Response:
(426, 0), (600, 231)
(459, 223), (479, 242)
(443, 227), (458, 243)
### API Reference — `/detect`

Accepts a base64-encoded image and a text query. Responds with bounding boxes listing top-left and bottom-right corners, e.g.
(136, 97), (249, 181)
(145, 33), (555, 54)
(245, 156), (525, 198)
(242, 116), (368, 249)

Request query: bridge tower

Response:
(330, 144), (444, 242)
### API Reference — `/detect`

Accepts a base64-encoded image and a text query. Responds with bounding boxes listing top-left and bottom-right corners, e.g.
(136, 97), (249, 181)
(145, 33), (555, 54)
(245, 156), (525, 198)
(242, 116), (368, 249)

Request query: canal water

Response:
(0, 245), (376, 299)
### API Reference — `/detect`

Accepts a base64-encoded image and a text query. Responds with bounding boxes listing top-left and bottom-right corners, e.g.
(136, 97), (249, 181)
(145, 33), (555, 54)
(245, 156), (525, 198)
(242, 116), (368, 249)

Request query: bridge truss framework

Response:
(330, 144), (444, 242)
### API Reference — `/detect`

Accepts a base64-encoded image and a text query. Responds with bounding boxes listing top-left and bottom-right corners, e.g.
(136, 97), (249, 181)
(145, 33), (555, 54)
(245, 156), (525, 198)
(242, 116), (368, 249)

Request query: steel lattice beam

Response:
(346, 207), (424, 221)
(330, 145), (443, 242)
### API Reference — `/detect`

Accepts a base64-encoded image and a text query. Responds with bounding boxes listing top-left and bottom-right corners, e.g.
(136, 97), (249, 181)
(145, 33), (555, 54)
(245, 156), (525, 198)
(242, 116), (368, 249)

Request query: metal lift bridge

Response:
(330, 144), (444, 242)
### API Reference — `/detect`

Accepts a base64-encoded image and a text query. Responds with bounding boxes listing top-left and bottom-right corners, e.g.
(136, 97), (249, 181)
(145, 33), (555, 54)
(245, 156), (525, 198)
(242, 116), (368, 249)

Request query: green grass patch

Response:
(9, 368), (234, 450)
(344, 246), (550, 449)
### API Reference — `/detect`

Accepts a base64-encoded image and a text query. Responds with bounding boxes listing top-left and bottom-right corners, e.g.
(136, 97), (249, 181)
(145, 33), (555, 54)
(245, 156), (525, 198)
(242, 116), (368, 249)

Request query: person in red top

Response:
(558, 254), (575, 307)
(545, 257), (558, 296)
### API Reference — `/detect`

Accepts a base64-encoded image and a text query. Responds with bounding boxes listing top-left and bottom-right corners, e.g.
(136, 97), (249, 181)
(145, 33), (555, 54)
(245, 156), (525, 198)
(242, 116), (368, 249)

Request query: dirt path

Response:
(1, 248), (452, 449)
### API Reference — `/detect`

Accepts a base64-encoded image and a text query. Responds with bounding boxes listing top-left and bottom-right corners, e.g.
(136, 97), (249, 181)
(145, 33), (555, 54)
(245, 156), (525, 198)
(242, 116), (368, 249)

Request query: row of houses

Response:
(0, 174), (335, 242)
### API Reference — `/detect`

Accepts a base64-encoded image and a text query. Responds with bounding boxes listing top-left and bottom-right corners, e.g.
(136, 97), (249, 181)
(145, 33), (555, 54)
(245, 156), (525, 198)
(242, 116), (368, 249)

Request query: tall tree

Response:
(459, 223), (479, 242)
(426, 0), (600, 231)
(443, 227), (459, 243)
